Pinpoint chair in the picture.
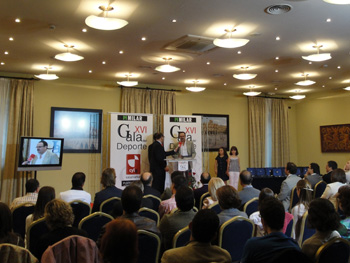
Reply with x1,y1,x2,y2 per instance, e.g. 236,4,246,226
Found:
100,197,121,215
265,168,273,176
285,217,294,237
12,203,35,239
143,194,161,211
0,243,38,263
256,168,266,177
139,207,160,226
208,203,222,214
315,237,350,263
243,197,259,217
172,226,191,248
273,168,283,177
298,211,316,247
199,192,210,209
247,168,256,177
27,218,49,253
78,212,113,241
218,216,255,262
137,230,161,263
69,200,91,228
314,181,327,199
289,186,299,212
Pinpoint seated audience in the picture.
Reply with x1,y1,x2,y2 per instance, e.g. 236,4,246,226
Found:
202,177,225,209
59,172,91,204
34,199,87,261
304,163,322,189
238,170,260,208
140,172,161,197
337,185,350,240
216,185,247,225
100,218,138,263
291,180,312,242
301,198,340,260
344,161,350,183
321,168,346,207
0,202,24,247
323,160,337,184
130,180,153,209
10,179,39,210
159,186,196,250
241,197,300,263
193,172,211,209
161,209,231,263
160,171,183,201
277,162,301,211
159,174,187,218
92,168,122,212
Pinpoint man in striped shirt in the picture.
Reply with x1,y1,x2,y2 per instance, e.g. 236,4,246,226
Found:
10,179,39,210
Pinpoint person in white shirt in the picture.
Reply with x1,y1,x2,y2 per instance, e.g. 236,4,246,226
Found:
321,168,347,208
344,161,350,183
59,172,91,204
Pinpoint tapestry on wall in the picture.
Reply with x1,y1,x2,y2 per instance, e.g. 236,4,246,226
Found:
320,124,350,152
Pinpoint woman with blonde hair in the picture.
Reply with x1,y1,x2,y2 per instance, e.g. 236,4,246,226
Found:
202,177,225,209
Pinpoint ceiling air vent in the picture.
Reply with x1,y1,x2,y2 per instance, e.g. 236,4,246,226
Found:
265,4,292,15
163,35,217,54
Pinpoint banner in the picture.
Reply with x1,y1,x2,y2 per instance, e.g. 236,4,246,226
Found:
163,115,202,187
110,113,153,189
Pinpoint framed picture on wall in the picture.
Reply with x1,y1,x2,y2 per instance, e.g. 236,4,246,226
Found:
50,107,103,153
193,113,229,152
320,124,350,152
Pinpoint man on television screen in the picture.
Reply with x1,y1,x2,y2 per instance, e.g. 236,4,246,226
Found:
23,140,59,165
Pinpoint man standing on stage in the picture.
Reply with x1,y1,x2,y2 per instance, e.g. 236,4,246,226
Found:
173,131,196,159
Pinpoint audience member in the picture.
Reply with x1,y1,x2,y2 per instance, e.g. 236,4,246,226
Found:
344,161,350,183
161,209,231,263
159,186,196,250
92,168,122,212
241,197,300,263
291,180,312,242
337,185,350,240
160,171,183,201
238,170,260,208
140,172,161,197
59,172,91,204
202,177,225,209
130,180,153,209
217,185,247,225
193,172,211,209
321,168,346,207
302,198,340,260
34,199,87,261
323,160,338,184
0,202,24,247
100,218,138,263
10,179,39,210
277,162,301,211
304,163,322,189
159,174,187,218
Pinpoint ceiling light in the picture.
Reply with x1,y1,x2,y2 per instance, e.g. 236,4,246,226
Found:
89,70,92,73
243,86,261,96
102,61,106,64
213,29,249,48
302,45,331,62
326,18,332,22
237,51,241,54
290,94,306,100
155,58,180,73
172,19,177,23
4,51,8,55
276,36,280,41
344,87,350,91
35,67,59,80
1,62,5,65
15,18,21,23
186,81,206,92
323,0,350,4
54,45,84,62
275,56,279,60
85,6,128,30
117,74,138,87
162,77,165,80
141,37,146,41
233,67,257,80
295,74,315,86
9,37,13,41
119,50,124,54
82,28,87,32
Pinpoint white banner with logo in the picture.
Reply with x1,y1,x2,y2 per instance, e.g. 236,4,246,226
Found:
110,113,153,189
163,115,202,188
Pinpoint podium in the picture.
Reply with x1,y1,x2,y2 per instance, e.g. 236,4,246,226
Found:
164,158,196,189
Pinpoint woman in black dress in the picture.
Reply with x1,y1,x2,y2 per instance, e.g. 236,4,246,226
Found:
215,147,229,184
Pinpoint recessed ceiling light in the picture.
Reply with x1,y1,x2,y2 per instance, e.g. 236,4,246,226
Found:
224,83,227,86
82,28,87,32
1,62,5,65
102,61,106,64
206,62,210,65
322,85,325,88
119,50,124,54
9,37,14,41
182,70,186,73
141,37,146,41
309,62,312,64
275,88,278,90
89,70,92,73
344,86,350,91
329,77,332,79
15,18,21,23
275,69,279,73
326,18,331,22
162,77,165,80
337,66,341,69
275,56,279,60
276,36,280,41
172,19,177,23
4,51,8,55
237,51,241,54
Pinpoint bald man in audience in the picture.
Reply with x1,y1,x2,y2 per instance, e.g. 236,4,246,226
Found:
193,172,211,209
140,172,161,197
238,170,260,208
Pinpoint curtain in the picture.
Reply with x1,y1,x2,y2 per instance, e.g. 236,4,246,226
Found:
0,79,34,204
121,88,151,113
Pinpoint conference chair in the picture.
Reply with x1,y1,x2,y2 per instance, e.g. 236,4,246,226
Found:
0,243,38,263
256,168,266,177
289,186,299,212
208,203,222,214
172,226,191,248
314,181,327,199
247,168,256,177
138,230,161,263
273,168,283,177
198,192,210,209
315,237,350,263
12,203,35,239
243,197,259,217
298,211,316,247
265,168,273,176
285,217,294,237
100,197,121,215
143,194,161,212
78,212,113,241
139,207,160,226
69,200,91,228
27,217,49,253
218,216,255,262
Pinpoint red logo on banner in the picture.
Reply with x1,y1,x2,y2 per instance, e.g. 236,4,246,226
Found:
126,154,140,174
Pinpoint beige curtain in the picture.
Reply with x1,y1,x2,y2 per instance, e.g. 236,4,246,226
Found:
248,97,266,167
0,79,34,204
121,88,151,113
270,99,290,167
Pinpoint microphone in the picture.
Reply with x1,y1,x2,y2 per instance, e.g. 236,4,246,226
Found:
178,142,182,147
28,154,36,162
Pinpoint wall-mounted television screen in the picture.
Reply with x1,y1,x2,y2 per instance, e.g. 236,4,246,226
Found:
17,137,64,171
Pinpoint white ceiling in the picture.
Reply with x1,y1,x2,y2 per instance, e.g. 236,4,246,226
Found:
1,0,350,97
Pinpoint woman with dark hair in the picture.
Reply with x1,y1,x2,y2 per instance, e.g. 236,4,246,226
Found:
215,147,229,184
0,202,24,246
100,218,138,263
302,198,340,260
227,146,240,189
337,185,350,240
321,168,346,207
